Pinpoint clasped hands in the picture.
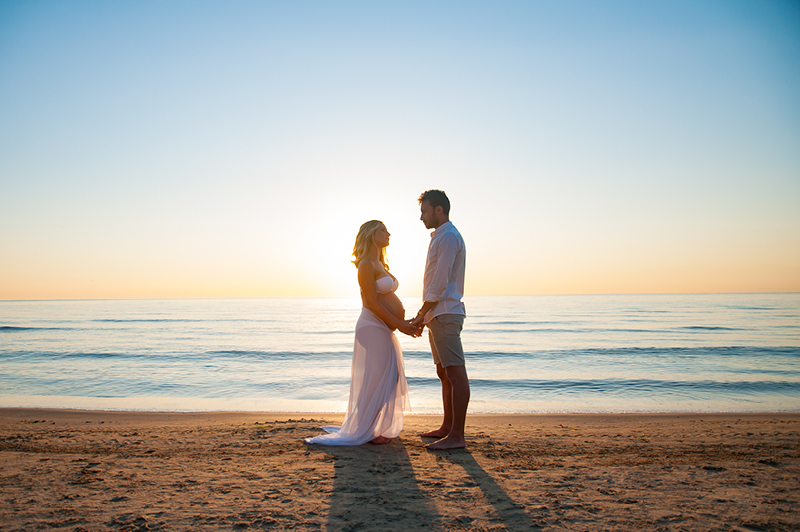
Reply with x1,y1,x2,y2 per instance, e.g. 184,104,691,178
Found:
397,314,425,337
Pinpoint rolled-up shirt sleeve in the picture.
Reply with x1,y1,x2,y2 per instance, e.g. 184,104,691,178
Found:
424,232,459,303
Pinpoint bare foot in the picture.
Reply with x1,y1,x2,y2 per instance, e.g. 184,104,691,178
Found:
420,428,449,438
426,435,466,450
369,435,391,444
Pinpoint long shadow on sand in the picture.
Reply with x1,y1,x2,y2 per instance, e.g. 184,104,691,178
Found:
324,440,441,530
436,449,531,526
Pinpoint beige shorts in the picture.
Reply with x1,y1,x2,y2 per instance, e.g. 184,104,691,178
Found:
428,314,465,367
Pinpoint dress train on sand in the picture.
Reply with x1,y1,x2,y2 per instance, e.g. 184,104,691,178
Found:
305,308,409,445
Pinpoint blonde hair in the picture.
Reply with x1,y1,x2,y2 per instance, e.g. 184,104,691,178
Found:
352,220,389,270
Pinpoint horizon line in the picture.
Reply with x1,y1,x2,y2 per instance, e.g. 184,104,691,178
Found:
1,291,798,303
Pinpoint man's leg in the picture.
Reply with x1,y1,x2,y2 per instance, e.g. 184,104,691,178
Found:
427,364,470,450
425,315,469,450
420,363,453,438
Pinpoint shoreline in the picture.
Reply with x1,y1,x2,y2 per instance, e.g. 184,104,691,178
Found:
2,406,800,416
3,404,800,415
2,409,798,530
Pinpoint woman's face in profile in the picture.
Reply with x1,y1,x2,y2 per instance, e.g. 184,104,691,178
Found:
373,225,390,248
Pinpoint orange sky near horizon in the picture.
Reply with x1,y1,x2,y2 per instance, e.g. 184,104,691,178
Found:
3,179,798,300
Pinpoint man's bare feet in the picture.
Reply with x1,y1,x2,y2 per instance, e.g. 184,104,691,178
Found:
420,428,449,438
426,435,466,450
369,435,391,444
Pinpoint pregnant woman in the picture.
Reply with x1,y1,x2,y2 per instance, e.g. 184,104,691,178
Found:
305,220,417,445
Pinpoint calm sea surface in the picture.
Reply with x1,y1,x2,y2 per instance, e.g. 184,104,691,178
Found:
1,294,799,413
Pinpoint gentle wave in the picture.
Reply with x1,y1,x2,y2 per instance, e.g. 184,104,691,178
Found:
465,378,800,393
0,326,69,332
93,319,207,323
4,375,797,402
459,346,800,359
680,326,742,331
3,345,798,361
470,327,748,334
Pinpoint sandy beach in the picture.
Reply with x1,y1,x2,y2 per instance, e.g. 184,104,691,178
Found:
0,409,798,531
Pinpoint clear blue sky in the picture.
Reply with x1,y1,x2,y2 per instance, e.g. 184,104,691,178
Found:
1,0,798,298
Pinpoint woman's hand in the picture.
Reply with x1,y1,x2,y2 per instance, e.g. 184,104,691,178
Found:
397,320,419,336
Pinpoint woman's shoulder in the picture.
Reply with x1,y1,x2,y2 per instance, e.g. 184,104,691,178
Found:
357,258,378,272
357,259,380,282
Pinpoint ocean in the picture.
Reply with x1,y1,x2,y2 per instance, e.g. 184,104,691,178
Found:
1,294,798,414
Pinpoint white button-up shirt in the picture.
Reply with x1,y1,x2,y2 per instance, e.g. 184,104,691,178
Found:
423,221,466,323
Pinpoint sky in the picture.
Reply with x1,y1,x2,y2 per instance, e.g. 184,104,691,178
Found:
1,0,798,299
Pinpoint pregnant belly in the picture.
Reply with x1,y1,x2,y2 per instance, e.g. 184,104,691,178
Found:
378,293,405,322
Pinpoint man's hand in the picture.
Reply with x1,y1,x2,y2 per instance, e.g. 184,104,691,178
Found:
397,320,419,336
408,314,425,338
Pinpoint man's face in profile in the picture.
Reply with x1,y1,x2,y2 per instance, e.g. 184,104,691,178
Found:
420,200,440,229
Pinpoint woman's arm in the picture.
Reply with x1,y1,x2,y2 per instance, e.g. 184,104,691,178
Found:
358,262,416,334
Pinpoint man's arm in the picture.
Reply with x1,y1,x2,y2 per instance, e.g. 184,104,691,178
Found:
410,300,437,327
412,233,460,328
423,232,459,303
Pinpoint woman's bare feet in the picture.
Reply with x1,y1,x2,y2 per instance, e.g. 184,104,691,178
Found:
426,435,466,450
420,428,449,438
369,435,391,444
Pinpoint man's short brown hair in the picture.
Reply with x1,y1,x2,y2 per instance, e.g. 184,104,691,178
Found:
418,189,450,216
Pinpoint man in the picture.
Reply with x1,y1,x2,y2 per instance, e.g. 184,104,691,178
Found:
411,189,469,450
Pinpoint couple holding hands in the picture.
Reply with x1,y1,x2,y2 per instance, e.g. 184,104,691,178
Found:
306,190,469,450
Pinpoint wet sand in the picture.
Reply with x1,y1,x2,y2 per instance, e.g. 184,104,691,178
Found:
1,409,798,531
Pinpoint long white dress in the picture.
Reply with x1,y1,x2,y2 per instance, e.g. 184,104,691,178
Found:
305,281,410,445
